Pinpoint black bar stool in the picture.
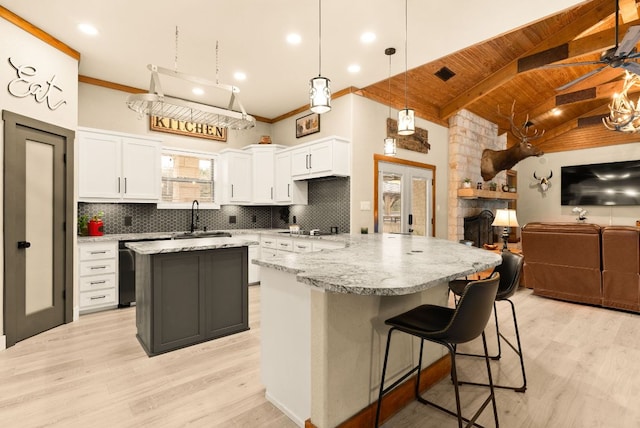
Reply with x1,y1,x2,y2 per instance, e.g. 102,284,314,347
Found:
375,274,501,428
449,250,526,392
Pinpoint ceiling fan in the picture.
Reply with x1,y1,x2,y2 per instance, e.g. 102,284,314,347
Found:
546,0,640,91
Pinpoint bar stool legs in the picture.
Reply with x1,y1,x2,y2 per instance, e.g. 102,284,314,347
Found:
375,328,499,428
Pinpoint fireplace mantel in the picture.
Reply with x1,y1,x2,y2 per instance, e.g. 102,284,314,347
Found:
457,188,518,200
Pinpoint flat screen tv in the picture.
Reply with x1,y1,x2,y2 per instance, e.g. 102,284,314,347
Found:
561,159,640,206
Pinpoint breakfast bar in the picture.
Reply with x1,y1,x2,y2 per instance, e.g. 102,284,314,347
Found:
253,234,501,428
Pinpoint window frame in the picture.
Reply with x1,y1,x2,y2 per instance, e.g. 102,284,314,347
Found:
156,147,221,210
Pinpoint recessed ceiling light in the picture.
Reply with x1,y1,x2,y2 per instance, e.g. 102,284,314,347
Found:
192,87,204,96
347,64,361,73
360,32,376,44
78,23,98,36
286,33,302,45
234,71,247,81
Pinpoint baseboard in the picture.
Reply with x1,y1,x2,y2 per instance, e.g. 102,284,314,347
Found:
305,355,451,428
0,334,6,351
265,391,306,428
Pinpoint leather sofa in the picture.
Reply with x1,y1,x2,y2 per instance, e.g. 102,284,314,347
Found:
521,222,602,306
601,226,640,312
521,222,640,312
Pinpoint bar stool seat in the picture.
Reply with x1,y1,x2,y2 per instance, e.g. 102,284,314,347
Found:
375,274,501,428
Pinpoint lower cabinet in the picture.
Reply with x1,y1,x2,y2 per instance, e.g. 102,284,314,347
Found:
78,241,118,314
136,247,249,356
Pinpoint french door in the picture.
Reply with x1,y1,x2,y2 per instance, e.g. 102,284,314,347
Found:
377,160,433,236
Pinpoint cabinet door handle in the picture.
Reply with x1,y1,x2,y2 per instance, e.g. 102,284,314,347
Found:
306,154,309,169
124,177,127,194
231,184,234,197
308,154,312,170
287,183,290,197
90,265,107,270
117,177,121,193
90,295,107,300
90,250,107,255
271,187,273,199
90,280,107,285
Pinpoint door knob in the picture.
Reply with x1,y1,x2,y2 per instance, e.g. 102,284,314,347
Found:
17,241,31,249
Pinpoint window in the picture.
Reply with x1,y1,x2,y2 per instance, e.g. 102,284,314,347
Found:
158,149,219,209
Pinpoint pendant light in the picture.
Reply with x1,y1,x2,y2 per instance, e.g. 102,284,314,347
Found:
397,0,415,135
309,0,331,114
384,47,397,156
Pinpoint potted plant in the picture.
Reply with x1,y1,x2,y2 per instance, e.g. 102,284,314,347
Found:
489,182,497,191
77,214,89,236
462,178,472,188
87,211,104,236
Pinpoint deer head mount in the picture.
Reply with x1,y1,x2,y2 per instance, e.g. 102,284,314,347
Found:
481,102,544,181
533,170,553,192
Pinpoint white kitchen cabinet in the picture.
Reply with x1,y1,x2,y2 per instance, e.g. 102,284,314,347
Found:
290,136,351,180
78,241,118,314
78,128,161,202
274,151,308,205
220,149,252,203
276,237,293,255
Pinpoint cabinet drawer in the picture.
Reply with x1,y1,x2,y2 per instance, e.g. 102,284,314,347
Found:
79,273,116,292
80,288,117,309
79,242,117,261
80,259,116,276
293,240,313,253
313,240,345,251
261,237,277,249
276,238,293,252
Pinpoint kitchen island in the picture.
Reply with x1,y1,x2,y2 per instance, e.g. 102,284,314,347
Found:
253,234,501,428
126,236,258,356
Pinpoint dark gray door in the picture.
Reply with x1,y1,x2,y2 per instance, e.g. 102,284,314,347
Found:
3,111,74,346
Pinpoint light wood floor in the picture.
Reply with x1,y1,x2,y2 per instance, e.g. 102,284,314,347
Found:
1,286,640,427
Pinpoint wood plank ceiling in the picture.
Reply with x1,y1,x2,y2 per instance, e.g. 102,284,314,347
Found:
359,0,640,153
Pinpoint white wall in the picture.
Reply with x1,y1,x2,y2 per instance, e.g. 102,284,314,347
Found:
78,83,272,152
516,142,640,226
0,18,79,347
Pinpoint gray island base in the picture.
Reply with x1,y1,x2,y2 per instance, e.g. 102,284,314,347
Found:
253,234,501,428
126,237,257,357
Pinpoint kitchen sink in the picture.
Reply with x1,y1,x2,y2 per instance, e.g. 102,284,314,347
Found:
172,231,232,239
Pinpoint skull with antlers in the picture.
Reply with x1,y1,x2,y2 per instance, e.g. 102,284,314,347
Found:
533,170,553,192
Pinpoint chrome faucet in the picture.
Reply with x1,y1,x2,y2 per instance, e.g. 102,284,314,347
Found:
190,199,199,233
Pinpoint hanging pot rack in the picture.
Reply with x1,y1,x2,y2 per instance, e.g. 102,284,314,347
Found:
126,64,256,130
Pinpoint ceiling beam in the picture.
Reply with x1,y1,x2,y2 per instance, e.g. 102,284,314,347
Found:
438,0,614,121
619,0,639,22
517,18,640,72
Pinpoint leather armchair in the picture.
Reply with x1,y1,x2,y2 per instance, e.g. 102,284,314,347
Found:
602,226,640,312
521,222,602,306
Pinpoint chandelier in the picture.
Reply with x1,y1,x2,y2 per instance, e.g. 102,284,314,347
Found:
603,71,640,133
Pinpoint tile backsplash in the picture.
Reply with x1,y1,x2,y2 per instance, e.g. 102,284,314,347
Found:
79,177,350,234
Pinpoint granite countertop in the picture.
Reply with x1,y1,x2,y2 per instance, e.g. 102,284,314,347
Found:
253,234,502,296
125,236,260,255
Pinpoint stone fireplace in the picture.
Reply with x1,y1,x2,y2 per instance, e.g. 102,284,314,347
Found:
447,109,509,243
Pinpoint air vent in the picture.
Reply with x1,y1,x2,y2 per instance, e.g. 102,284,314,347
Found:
435,66,456,82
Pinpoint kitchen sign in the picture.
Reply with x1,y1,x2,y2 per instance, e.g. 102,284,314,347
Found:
150,116,227,142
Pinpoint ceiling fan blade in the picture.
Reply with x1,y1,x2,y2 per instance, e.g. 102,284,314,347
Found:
621,61,640,75
556,66,607,91
615,25,640,57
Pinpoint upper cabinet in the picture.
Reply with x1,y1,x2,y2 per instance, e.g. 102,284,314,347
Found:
290,136,351,181
274,150,308,205
219,149,252,203
78,128,161,203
